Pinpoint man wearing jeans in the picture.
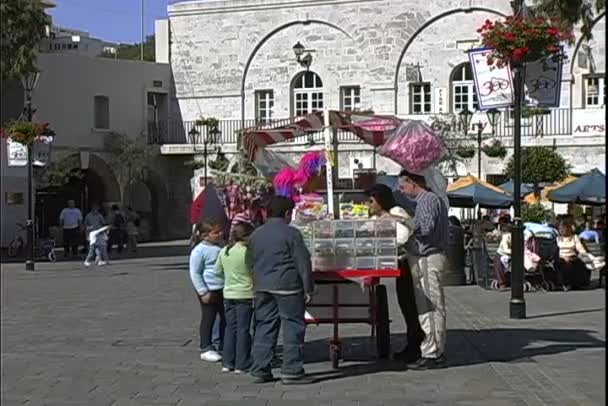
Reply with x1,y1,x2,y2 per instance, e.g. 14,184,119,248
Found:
399,170,449,370
59,200,83,259
246,196,314,385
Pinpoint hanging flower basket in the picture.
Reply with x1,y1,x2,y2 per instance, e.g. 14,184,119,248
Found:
455,147,476,159
481,139,507,159
1,120,55,146
522,107,551,118
477,17,573,67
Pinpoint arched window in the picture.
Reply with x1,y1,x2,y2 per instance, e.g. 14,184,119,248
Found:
450,63,478,112
292,71,324,116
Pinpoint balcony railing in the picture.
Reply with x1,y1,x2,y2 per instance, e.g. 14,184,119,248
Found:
149,108,575,146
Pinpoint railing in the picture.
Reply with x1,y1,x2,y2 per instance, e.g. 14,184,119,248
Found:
150,108,574,146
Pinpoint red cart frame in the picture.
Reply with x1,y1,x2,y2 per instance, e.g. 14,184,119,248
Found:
305,268,401,369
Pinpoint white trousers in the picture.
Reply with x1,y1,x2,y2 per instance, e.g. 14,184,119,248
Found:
408,253,447,359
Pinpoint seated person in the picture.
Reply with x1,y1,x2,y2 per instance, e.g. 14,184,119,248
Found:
493,220,511,289
556,218,592,291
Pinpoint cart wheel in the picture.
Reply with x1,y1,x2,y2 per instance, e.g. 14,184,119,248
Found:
541,281,550,292
375,284,390,359
490,280,498,290
524,282,532,292
548,281,556,291
48,250,56,263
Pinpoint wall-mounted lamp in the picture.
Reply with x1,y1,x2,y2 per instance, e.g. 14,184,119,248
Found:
293,42,314,70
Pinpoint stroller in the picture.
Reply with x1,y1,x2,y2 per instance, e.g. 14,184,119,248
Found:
522,230,559,292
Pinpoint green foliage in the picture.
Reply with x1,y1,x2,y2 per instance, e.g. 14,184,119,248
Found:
522,203,548,223
104,133,157,197
481,140,507,159
99,35,155,62
504,146,570,185
34,154,84,189
522,107,552,118
0,0,50,81
533,0,605,39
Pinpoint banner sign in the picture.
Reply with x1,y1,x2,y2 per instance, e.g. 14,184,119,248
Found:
469,47,515,110
6,138,27,167
523,49,563,107
32,136,53,167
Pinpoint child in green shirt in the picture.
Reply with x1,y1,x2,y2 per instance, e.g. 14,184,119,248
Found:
215,222,255,373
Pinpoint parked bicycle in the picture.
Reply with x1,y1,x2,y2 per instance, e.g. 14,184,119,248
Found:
7,222,57,262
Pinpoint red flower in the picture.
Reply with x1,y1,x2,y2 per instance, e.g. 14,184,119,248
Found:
503,32,516,41
511,47,529,61
546,27,560,36
546,45,560,53
477,28,483,33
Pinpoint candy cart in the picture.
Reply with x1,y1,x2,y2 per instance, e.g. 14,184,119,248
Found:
241,108,445,368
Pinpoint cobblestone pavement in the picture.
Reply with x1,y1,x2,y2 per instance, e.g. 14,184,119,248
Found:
1,251,605,406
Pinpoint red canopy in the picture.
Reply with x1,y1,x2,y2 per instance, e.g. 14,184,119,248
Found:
241,111,401,160
189,191,205,225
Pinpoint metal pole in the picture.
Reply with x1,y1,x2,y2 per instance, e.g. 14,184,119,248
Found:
25,97,35,271
204,141,208,187
477,123,482,220
510,63,526,319
140,0,144,61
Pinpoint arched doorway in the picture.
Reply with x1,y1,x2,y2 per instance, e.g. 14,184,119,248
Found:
292,71,324,116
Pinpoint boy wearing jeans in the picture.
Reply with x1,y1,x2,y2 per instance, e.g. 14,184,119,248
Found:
246,196,315,385
84,226,110,267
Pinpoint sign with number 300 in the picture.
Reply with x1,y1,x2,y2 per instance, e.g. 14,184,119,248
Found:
468,48,515,110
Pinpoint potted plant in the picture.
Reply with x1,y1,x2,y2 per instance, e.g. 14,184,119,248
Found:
477,16,573,67
195,116,220,131
481,138,507,159
455,147,476,159
522,107,551,118
1,120,55,146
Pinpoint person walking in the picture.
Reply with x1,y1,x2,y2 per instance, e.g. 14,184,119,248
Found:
84,204,105,249
84,225,110,267
107,205,126,255
189,219,226,363
125,206,140,253
246,196,315,385
215,222,255,374
59,199,83,259
398,169,449,370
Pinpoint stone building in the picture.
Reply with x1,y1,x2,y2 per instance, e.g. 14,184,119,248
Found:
156,0,605,184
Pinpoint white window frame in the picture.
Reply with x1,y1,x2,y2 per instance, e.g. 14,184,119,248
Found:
255,90,274,124
584,74,605,108
340,86,361,112
451,63,478,113
409,82,432,114
293,72,324,116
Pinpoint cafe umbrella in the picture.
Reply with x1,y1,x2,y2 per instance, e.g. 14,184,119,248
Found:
447,175,512,208
547,168,606,205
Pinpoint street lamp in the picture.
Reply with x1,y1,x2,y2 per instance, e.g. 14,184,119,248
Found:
509,0,526,320
191,126,221,186
21,71,40,271
486,108,501,136
293,42,313,70
459,108,473,134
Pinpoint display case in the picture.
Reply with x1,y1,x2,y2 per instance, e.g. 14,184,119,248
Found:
308,219,399,272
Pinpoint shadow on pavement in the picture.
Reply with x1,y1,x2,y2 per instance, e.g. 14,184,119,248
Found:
525,308,605,320
303,328,605,382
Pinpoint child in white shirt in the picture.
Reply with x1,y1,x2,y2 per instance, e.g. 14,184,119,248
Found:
85,226,110,267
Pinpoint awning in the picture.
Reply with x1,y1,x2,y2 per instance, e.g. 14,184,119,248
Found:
241,111,401,160
523,175,578,204
499,180,534,196
447,175,512,208
547,168,606,205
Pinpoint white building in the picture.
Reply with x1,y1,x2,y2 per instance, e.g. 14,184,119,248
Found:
40,26,118,58
156,0,605,183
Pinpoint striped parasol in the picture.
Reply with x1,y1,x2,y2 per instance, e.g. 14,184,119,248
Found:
241,110,401,160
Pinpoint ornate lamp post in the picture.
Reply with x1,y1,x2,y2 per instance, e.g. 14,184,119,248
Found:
293,42,313,69
190,126,221,187
21,71,40,271
486,108,501,137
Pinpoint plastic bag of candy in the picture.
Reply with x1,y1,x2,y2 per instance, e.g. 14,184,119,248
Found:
378,120,447,174
294,193,328,223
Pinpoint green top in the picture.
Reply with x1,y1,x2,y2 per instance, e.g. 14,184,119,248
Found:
215,242,254,299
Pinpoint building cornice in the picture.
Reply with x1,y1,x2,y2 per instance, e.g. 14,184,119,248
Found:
169,0,383,16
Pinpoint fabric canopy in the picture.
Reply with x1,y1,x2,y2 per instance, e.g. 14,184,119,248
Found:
447,175,512,208
523,175,578,204
547,168,606,205
241,110,401,160
499,180,534,196
190,184,229,226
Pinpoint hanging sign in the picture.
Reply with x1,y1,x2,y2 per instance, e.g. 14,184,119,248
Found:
6,138,28,167
32,136,53,167
523,49,563,107
468,47,515,110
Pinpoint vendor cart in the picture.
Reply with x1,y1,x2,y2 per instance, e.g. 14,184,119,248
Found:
306,268,400,369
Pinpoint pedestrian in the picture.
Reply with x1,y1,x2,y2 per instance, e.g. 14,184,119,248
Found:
189,219,225,363
216,222,255,374
84,204,106,247
246,196,315,385
398,169,449,370
365,184,424,363
107,205,126,254
59,199,83,259
84,225,110,267
125,206,140,253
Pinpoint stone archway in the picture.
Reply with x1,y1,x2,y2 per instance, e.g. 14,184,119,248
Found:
123,169,169,241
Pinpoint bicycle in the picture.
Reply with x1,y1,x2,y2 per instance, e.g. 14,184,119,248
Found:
7,222,57,262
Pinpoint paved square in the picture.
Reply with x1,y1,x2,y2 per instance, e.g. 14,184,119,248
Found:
1,250,605,406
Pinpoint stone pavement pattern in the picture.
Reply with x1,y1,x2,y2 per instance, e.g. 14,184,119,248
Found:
1,251,605,406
